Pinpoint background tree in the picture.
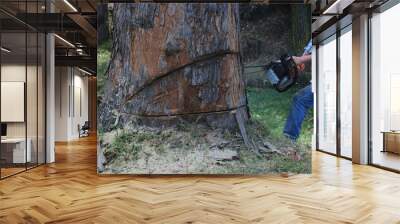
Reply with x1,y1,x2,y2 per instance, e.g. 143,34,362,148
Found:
97,4,109,44
290,4,311,55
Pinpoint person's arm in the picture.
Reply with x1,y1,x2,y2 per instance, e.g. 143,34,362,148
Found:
292,54,311,65
293,40,312,72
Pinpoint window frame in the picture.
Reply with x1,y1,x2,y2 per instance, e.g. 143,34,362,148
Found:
367,0,400,173
315,23,353,160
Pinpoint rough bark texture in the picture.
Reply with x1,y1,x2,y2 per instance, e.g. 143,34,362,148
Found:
99,3,248,131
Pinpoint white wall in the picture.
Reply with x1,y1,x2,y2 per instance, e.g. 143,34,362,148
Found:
72,73,89,138
55,67,89,141
55,66,69,141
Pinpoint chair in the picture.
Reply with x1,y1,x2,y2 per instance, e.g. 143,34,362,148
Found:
79,121,90,138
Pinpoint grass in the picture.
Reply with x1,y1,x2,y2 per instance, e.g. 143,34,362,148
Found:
103,131,150,162
97,40,111,97
244,70,313,173
246,84,313,147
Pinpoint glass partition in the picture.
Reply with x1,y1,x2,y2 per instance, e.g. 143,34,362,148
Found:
1,31,28,177
370,3,400,171
317,35,337,154
339,27,352,158
27,31,37,169
0,1,46,179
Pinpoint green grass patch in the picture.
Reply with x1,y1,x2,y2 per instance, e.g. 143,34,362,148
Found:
104,131,142,162
247,84,313,146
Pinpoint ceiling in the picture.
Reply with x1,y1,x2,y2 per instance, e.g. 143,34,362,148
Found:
311,0,390,42
0,0,97,74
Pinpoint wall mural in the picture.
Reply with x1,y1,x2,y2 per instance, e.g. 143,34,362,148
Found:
97,3,312,174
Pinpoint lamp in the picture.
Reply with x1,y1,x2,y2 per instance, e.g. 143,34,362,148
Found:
54,34,75,48
1,47,11,53
78,67,92,76
63,0,78,12
322,0,354,15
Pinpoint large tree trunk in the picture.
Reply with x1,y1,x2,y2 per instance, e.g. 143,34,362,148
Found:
99,3,248,132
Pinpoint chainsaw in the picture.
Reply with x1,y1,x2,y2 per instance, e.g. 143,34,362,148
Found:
245,54,299,92
264,54,299,92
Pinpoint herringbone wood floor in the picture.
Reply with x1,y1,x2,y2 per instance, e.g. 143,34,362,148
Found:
1,135,400,224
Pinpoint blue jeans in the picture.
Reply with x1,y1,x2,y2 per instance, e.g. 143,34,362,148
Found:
283,84,313,140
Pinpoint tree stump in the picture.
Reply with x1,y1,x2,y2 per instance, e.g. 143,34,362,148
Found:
99,3,248,131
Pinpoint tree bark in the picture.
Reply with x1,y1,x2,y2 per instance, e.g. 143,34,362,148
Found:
99,3,248,131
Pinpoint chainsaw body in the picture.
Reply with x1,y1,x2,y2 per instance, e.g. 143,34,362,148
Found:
265,55,298,92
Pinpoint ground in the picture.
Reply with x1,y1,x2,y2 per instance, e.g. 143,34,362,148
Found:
99,117,311,174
